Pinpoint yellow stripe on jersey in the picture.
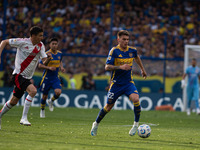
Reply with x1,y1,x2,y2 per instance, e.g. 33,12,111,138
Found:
108,82,114,91
47,60,60,67
128,46,137,50
114,58,134,66
111,71,115,81
109,47,116,56
40,70,48,86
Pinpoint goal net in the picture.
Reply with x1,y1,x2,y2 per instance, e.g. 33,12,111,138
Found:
183,45,200,112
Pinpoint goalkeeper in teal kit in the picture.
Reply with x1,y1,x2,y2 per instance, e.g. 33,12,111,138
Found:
182,58,200,115
90,30,147,136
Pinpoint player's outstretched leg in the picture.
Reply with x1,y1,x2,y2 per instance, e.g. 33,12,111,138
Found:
20,95,33,126
129,101,141,136
47,99,54,111
40,98,46,118
0,100,15,129
90,121,99,136
91,107,109,136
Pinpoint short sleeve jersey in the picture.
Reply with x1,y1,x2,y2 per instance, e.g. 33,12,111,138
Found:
40,49,62,79
106,45,137,85
186,65,200,87
9,38,47,79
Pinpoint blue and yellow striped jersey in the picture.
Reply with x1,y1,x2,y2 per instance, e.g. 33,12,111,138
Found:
40,49,62,79
106,45,137,85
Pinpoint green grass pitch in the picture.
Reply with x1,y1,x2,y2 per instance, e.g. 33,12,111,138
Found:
0,106,200,150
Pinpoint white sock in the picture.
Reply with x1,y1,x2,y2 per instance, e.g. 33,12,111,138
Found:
0,100,14,117
134,121,139,127
21,95,33,120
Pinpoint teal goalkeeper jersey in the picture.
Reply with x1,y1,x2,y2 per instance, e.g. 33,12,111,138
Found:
186,65,200,87
106,45,137,85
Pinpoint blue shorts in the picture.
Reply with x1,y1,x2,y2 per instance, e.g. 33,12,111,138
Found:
187,85,199,101
107,82,139,104
39,77,62,95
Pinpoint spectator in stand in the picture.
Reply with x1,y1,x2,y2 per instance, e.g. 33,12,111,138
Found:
1,0,200,77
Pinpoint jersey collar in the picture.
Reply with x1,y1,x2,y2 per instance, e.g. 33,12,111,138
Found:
116,44,129,52
50,49,58,54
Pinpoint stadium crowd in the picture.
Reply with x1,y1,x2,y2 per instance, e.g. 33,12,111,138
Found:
0,0,200,77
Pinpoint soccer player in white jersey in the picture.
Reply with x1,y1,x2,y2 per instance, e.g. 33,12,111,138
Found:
0,26,52,129
182,58,200,115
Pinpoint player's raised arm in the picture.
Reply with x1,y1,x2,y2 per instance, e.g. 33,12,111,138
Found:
0,39,10,64
134,55,147,79
38,62,56,71
41,53,52,66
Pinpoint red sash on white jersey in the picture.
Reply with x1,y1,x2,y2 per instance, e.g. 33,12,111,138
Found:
15,43,42,90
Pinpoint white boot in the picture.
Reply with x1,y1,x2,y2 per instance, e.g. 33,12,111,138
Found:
187,109,191,116
196,108,200,115
90,121,99,136
40,109,45,118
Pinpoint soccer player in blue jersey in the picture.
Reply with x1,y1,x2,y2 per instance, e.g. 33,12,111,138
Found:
39,38,65,118
90,30,147,136
181,58,200,115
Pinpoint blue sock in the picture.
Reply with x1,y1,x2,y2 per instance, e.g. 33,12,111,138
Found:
41,98,46,110
96,107,109,123
51,94,59,101
134,102,141,122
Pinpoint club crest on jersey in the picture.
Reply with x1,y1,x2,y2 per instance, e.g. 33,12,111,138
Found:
35,45,41,51
129,53,133,57
58,56,61,59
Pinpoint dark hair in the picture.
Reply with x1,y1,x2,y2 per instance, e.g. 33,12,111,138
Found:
30,26,43,36
49,37,58,43
117,30,130,38
192,58,196,61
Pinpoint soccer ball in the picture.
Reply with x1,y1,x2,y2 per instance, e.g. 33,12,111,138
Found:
137,124,151,138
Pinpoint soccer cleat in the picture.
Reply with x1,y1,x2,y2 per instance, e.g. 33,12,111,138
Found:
187,109,191,116
40,110,45,118
47,99,54,111
129,125,138,136
20,118,31,126
196,109,200,115
91,121,99,136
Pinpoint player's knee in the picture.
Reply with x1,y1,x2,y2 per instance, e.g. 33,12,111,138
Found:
55,90,61,97
42,95,48,100
29,88,37,97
